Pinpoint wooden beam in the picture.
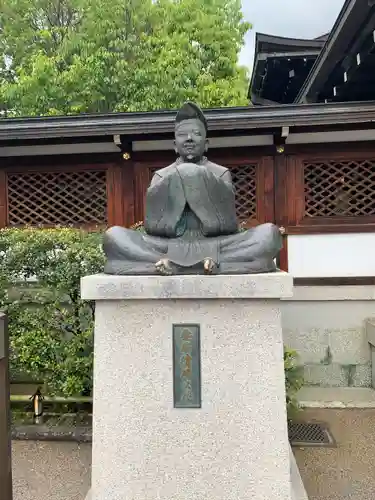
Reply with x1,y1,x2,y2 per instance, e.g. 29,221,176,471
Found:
6,102,375,140
294,277,375,286
0,314,12,500
286,223,375,235
257,51,320,60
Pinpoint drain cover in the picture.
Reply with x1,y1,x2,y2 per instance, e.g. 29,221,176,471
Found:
288,421,336,447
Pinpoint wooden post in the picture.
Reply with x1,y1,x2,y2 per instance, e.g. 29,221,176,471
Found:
0,313,12,500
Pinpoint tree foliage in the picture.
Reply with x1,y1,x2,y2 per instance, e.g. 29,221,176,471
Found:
0,0,251,116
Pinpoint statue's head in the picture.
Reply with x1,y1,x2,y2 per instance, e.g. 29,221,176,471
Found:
174,102,208,162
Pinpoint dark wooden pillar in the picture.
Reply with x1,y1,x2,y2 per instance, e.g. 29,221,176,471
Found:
106,161,135,228
0,170,7,228
274,152,289,271
257,155,275,223
0,313,12,500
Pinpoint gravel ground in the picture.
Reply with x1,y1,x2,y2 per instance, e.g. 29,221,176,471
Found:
12,441,91,500
10,408,375,500
294,408,375,500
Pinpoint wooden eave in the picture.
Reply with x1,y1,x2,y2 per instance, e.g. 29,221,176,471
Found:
253,33,325,55
251,54,320,105
295,0,373,103
249,33,326,104
318,8,375,102
2,102,375,143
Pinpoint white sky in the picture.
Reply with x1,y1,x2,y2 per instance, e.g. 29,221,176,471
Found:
239,0,346,71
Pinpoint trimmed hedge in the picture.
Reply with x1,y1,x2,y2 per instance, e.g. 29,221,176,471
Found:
0,227,104,396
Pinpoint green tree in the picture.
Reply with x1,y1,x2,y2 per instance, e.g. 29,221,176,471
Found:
0,0,251,116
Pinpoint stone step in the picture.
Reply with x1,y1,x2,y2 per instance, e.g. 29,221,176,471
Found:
298,386,375,408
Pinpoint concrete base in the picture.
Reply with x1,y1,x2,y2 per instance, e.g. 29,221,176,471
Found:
85,447,309,500
290,447,309,500
81,273,294,500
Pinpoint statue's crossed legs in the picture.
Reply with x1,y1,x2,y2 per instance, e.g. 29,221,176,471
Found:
103,223,282,275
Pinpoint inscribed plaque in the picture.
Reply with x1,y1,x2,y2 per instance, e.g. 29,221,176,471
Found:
173,324,201,408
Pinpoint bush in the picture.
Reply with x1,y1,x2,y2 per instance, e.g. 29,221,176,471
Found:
284,347,304,416
0,227,105,396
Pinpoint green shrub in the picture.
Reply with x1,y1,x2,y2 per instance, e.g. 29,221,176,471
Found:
0,227,105,396
284,347,304,416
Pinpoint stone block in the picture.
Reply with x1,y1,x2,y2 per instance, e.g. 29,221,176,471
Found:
81,272,293,301
365,317,375,347
328,328,370,365
283,328,329,365
303,363,371,388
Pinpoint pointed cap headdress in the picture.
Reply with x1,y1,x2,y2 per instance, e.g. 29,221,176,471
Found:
175,101,208,132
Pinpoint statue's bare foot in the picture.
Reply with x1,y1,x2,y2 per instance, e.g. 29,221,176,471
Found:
203,258,216,274
155,258,174,276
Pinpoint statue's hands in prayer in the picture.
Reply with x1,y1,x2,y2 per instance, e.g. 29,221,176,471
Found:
176,162,205,178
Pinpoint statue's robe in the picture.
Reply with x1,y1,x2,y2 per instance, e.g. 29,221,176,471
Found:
103,159,282,275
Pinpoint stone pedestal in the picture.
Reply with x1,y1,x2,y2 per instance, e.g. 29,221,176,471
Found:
81,273,294,500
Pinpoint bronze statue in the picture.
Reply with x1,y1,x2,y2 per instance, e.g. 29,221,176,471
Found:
103,102,282,275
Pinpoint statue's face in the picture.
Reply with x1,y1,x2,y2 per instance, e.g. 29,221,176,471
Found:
174,118,208,161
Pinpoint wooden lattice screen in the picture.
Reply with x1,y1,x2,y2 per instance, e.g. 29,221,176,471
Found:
147,163,257,222
304,158,375,218
6,170,107,227
229,164,257,222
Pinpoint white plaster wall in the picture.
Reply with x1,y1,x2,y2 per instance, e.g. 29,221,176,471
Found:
288,233,375,277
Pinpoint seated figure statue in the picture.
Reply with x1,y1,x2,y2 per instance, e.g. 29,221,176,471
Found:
103,102,282,275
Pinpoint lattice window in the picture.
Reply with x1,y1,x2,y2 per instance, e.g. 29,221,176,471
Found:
304,159,375,217
7,170,107,226
230,164,257,221
148,164,257,222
